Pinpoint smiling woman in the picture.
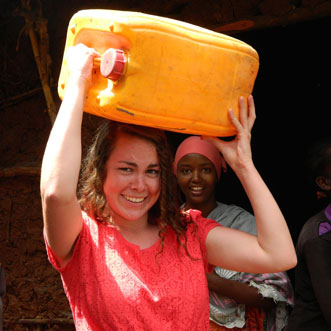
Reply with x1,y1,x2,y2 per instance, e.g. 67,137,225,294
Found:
40,43,296,330
77,120,182,249
103,132,161,223
174,136,295,330
174,136,224,216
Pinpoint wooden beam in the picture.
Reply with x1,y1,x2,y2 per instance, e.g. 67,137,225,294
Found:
0,166,40,178
212,3,331,34
5,318,74,325
20,0,57,123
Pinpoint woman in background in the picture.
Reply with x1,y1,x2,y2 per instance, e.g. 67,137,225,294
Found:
174,136,294,330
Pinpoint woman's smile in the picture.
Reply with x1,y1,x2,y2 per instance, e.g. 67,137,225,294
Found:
122,194,146,203
189,185,204,194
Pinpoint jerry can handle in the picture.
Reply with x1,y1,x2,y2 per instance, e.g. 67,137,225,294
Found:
93,48,127,81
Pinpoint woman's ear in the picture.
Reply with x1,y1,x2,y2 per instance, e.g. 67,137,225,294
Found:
315,176,331,191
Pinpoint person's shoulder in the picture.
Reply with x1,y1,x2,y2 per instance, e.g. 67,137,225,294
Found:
209,202,256,234
80,210,108,239
183,209,220,248
81,210,103,227
300,209,327,233
297,208,330,246
185,208,205,227
185,208,202,219
185,209,219,229
225,203,253,215
211,202,253,217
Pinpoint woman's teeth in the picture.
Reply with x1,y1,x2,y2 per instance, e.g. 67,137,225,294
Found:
190,186,203,191
124,195,145,203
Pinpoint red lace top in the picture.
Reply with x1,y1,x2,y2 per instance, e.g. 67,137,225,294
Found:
45,209,220,330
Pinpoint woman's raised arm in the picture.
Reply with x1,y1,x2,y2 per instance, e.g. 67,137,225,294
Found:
40,44,100,266
204,96,297,273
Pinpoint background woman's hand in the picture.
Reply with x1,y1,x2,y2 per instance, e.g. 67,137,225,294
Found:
203,95,256,173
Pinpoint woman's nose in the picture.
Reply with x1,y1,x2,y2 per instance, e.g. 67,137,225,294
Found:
130,174,145,191
191,170,201,181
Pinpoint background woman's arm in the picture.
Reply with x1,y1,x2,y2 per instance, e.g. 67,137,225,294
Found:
207,271,275,309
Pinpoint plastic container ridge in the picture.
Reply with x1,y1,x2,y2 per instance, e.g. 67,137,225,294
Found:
58,9,260,136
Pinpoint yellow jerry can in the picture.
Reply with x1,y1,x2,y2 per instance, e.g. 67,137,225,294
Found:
58,9,259,137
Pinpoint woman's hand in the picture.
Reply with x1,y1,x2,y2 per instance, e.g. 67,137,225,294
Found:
203,95,256,173
66,43,100,90
205,95,297,273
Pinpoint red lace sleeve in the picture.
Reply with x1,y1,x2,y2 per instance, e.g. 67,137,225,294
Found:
186,209,221,272
43,211,90,272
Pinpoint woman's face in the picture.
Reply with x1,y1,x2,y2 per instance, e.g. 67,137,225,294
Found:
103,132,161,225
177,153,218,208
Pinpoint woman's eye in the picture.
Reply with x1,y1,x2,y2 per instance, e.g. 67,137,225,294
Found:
202,167,212,173
147,169,160,176
180,168,191,175
119,167,132,173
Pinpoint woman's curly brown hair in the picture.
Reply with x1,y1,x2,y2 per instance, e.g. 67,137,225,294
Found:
78,120,192,255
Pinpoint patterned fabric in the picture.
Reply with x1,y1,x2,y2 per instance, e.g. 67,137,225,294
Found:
210,306,265,331
239,273,293,330
45,209,220,331
207,202,294,330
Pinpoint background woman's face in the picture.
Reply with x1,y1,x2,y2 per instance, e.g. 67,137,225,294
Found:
177,153,218,208
103,132,161,225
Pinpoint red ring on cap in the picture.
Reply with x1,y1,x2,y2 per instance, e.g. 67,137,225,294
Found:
100,48,126,81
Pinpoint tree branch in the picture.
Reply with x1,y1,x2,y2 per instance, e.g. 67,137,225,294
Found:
212,3,331,34
0,166,40,178
20,0,57,124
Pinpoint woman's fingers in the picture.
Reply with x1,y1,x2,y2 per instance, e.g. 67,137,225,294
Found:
238,96,248,129
228,108,242,132
202,136,225,153
230,95,256,134
247,95,256,132
66,44,101,86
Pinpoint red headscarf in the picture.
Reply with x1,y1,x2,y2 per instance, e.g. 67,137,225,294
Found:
173,136,226,179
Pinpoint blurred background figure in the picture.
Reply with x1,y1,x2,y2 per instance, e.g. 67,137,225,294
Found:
288,135,331,330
